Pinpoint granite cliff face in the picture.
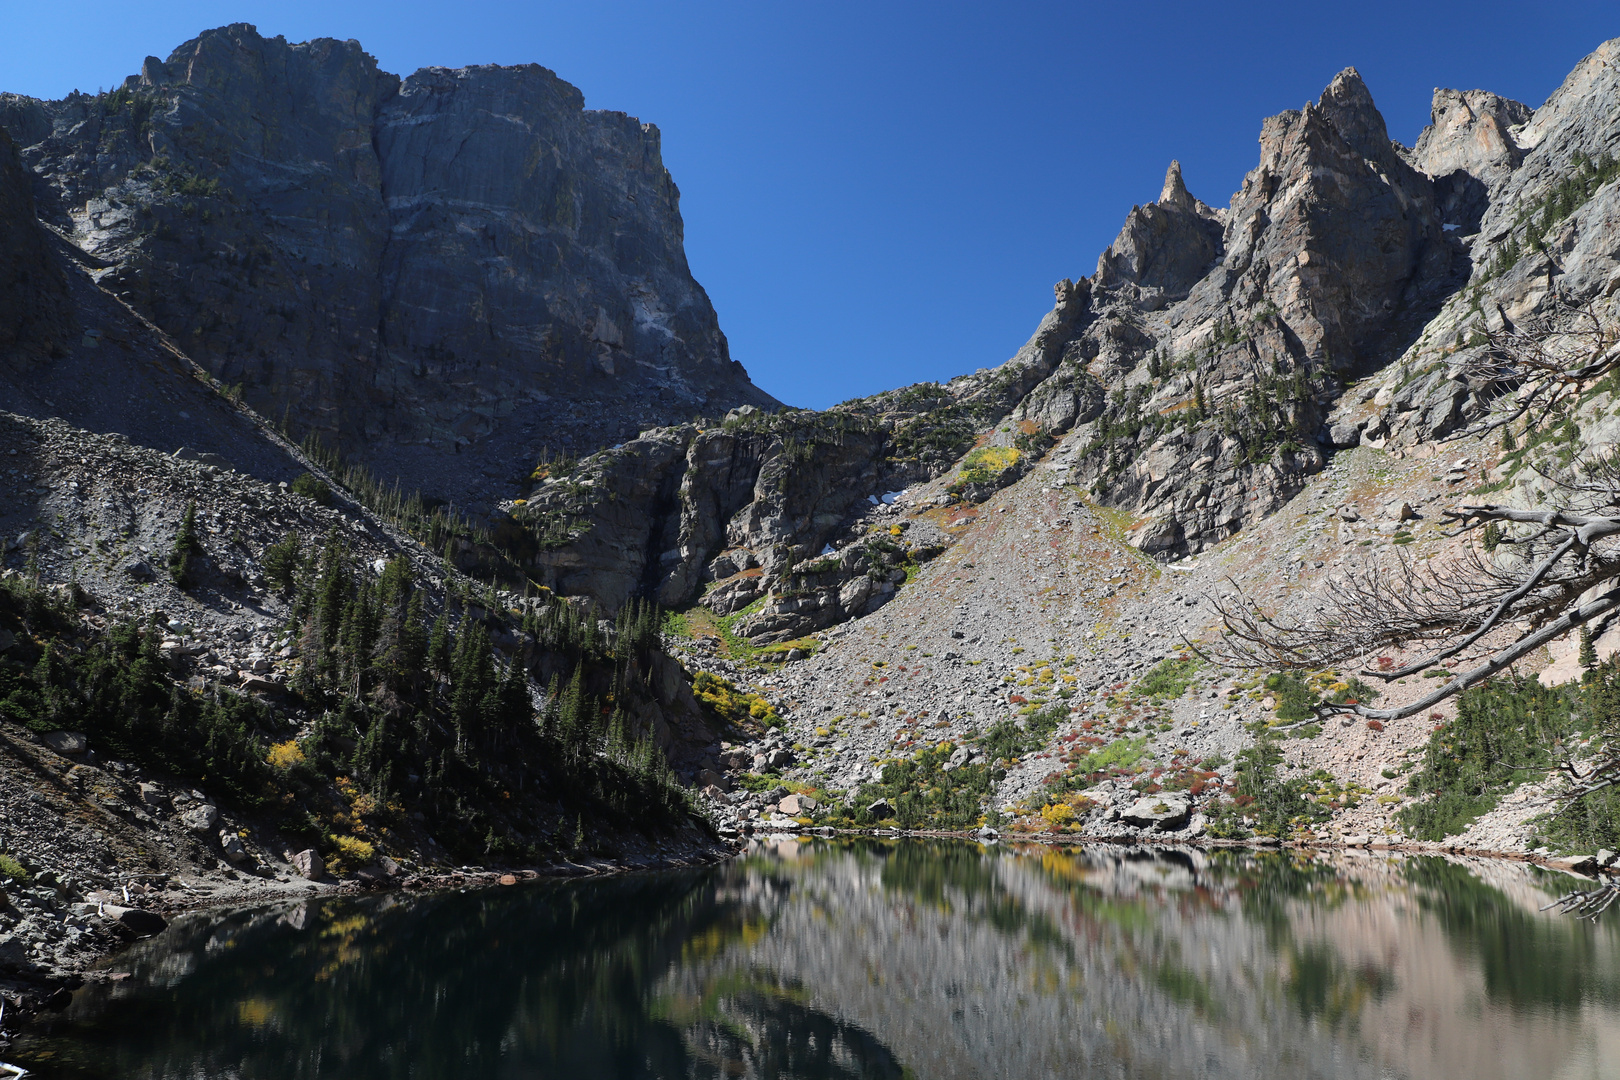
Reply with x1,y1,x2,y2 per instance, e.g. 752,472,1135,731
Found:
0,126,71,365
512,65,1474,623
0,24,775,510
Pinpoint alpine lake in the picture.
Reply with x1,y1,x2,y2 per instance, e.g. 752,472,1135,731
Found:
14,837,1620,1079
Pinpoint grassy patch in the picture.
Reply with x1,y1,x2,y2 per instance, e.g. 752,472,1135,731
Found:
1134,656,1202,700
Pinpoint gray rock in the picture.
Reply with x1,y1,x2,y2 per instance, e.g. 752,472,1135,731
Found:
838,575,874,615
218,829,249,864
1119,794,1191,831
103,904,166,937
180,804,219,834
1327,419,1364,448
40,730,88,755
865,798,895,820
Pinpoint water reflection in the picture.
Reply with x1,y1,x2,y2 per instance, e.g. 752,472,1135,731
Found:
17,840,1620,1079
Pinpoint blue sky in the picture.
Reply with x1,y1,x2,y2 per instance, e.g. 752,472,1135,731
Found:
4,2,1617,408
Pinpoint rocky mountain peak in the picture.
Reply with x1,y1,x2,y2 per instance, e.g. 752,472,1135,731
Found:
1157,159,1193,210
0,25,777,514
1317,66,1399,167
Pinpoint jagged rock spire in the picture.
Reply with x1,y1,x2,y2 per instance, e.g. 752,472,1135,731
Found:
1158,160,1194,211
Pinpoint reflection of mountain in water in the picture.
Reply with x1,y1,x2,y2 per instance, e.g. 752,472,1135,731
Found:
18,842,1620,1079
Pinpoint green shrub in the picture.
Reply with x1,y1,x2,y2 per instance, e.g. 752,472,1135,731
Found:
1398,676,1572,841
0,853,29,882
1135,656,1201,700
168,500,204,587
1206,738,1331,839
290,473,334,506
262,534,302,595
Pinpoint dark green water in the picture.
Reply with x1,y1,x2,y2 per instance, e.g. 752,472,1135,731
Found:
15,839,1620,1079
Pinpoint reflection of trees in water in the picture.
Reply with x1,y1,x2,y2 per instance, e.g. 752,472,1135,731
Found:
1403,857,1620,1010
23,843,1620,1080
25,870,905,1080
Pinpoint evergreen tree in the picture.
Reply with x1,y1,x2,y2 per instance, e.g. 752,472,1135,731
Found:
427,611,452,678
1581,627,1598,670
168,501,204,586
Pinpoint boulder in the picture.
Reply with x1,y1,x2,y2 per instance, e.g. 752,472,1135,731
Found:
779,794,818,815
696,768,730,792
180,804,219,834
943,746,976,771
218,829,249,863
291,849,325,880
1119,794,1191,831
40,730,87,755
137,782,166,810
1327,419,1364,448
766,748,796,770
104,905,166,937
838,575,873,614
865,798,895,820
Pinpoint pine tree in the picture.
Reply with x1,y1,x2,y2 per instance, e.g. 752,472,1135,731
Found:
1581,626,1598,669
450,622,494,740
168,501,204,586
558,663,586,754
1501,426,1517,452
427,611,452,678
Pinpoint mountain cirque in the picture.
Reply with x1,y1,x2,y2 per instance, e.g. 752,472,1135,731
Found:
0,23,776,511
6,27,1620,1022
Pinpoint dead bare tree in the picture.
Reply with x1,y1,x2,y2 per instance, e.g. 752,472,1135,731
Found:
1451,292,1620,442
1201,293,1620,907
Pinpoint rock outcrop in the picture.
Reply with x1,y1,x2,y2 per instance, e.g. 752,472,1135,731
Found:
0,24,776,510
0,126,71,365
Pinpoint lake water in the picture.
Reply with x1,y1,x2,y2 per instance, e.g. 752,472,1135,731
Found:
15,838,1620,1079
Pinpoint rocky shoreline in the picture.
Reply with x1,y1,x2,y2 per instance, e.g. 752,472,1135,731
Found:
0,833,737,1056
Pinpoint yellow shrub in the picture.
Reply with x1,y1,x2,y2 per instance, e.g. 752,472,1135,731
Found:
267,740,305,770
692,670,779,727
330,835,375,869
1041,802,1077,826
